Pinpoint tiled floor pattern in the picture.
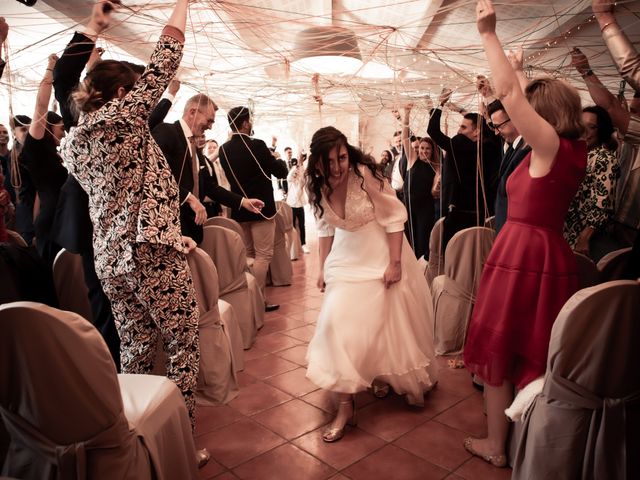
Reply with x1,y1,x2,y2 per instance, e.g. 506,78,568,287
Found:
196,232,512,480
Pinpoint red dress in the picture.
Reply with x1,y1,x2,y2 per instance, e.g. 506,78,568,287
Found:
464,138,587,388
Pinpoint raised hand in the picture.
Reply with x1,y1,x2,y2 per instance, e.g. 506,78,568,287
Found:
507,47,524,71
168,79,181,96
592,0,615,15
90,0,120,34
439,88,452,106
570,48,591,75
476,0,497,36
47,53,59,71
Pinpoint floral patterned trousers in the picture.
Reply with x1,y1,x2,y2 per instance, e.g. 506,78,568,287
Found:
101,243,200,430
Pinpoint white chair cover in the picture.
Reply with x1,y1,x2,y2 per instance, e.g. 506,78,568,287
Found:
431,227,495,355
199,226,258,349
186,248,240,405
512,280,640,480
268,202,293,286
425,217,445,288
4,230,27,248
52,249,93,323
574,251,599,289
596,247,632,283
0,302,196,480
278,203,302,261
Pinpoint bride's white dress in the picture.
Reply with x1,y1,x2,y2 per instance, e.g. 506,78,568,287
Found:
306,165,438,406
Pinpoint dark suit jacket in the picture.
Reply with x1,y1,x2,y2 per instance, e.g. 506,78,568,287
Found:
50,32,174,254
219,134,288,222
494,140,531,233
152,121,243,243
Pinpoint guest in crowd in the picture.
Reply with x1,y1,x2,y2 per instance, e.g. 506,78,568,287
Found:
9,115,35,246
286,156,309,253
487,99,530,234
305,126,437,443
400,104,436,259
564,106,620,259
218,106,288,311
62,3,205,463
21,54,68,267
462,0,586,466
152,94,263,244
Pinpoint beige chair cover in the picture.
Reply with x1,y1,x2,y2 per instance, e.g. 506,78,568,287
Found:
186,248,240,405
52,249,93,323
4,230,27,248
0,302,196,480
512,280,640,480
597,247,632,283
425,217,445,288
268,202,293,286
199,226,258,349
204,217,255,271
219,299,245,372
574,251,599,289
245,272,265,330
278,203,302,261
431,227,495,355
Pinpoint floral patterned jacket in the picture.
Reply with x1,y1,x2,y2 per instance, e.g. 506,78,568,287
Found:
62,27,185,279
564,145,620,248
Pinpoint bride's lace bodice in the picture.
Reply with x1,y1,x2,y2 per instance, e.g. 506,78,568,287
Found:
316,165,407,237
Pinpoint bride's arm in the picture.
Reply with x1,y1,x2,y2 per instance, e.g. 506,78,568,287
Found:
383,231,402,289
317,236,333,292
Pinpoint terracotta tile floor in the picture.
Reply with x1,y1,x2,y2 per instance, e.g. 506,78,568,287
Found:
195,227,512,480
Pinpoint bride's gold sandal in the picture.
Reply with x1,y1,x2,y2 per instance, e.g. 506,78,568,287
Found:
322,397,357,443
463,437,507,468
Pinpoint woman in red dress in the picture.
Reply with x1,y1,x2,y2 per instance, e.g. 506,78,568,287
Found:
462,0,587,466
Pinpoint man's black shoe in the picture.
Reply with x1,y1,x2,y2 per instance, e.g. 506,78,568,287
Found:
265,303,280,312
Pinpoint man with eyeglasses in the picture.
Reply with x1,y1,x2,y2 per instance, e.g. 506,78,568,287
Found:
487,99,531,233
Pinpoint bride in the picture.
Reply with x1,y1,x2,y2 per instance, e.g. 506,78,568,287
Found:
305,126,438,442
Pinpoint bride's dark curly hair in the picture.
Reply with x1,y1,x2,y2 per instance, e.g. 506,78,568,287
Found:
305,126,384,218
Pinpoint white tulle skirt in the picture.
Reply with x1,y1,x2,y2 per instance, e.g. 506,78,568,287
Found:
306,220,438,406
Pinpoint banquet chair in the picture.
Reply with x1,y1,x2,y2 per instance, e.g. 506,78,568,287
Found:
205,216,246,244
0,302,197,480
4,230,27,248
596,247,632,283
52,248,93,322
268,201,293,286
186,248,240,402
278,202,302,261
431,227,495,355
199,225,260,349
425,217,445,288
512,280,640,479
573,251,599,289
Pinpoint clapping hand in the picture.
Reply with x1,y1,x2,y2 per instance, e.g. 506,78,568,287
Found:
507,47,524,71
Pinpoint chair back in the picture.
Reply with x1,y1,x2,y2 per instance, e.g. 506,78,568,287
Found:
5,230,27,248
573,251,599,289
597,247,632,283
0,302,142,479
513,281,640,479
200,226,248,296
52,248,93,322
426,217,445,287
187,248,220,312
276,202,294,233
443,226,495,295
204,216,246,243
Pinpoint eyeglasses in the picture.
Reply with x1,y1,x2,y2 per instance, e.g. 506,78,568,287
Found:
488,118,511,131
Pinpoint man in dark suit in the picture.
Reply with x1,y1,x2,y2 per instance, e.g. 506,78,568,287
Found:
487,100,531,234
152,94,263,245
219,106,288,311
427,89,500,251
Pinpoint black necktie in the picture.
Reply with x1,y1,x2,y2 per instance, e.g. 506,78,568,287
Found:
188,136,200,200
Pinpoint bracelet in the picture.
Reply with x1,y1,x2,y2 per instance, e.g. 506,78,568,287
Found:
582,69,594,78
600,21,615,32
46,68,54,72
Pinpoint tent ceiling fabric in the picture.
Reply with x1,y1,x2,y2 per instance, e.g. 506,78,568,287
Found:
2,0,640,128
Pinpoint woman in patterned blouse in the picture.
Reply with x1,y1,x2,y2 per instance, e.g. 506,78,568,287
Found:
61,0,203,442
564,105,621,257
